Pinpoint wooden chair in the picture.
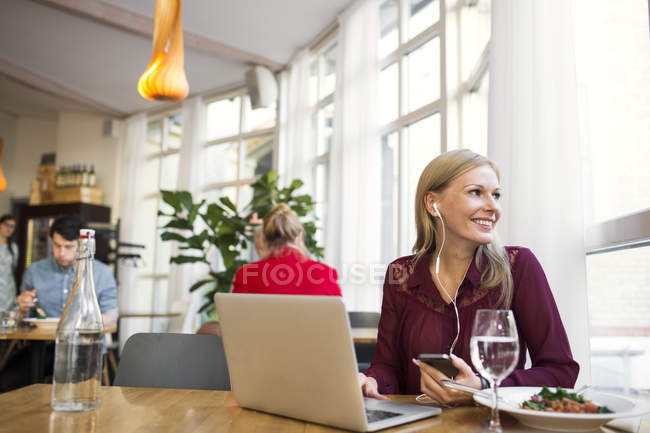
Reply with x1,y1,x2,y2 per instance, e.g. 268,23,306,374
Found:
113,333,230,390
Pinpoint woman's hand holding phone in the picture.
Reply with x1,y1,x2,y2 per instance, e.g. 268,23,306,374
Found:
412,354,482,405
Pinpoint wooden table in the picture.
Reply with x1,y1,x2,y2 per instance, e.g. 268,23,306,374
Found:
351,327,378,343
118,312,181,318
0,325,117,341
0,326,117,383
0,384,496,433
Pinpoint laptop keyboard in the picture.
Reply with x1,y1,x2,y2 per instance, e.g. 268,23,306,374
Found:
365,408,403,423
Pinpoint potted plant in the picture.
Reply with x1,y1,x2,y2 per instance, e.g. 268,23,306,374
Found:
158,171,324,318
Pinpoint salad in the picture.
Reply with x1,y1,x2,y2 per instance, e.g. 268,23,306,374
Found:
521,387,614,414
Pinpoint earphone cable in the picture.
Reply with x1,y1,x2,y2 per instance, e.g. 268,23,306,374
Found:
433,207,460,356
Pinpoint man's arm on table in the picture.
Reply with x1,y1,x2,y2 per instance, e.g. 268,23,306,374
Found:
16,266,36,312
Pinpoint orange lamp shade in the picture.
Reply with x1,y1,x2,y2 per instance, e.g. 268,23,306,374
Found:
137,0,189,102
0,139,6,192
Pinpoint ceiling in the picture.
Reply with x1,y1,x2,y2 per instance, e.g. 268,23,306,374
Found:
0,0,354,118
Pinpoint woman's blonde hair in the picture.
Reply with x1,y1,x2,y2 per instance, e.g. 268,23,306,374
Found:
263,203,309,256
413,149,513,308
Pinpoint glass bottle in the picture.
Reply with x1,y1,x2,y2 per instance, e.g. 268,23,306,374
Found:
81,164,89,187
51,229,104,412
88,165,96,188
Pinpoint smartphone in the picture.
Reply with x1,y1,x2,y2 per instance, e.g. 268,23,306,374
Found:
417,354,459,378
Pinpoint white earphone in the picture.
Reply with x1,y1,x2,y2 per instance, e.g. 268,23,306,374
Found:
431,201,460,356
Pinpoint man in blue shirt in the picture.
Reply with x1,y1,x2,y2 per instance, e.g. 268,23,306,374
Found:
17,215,118,328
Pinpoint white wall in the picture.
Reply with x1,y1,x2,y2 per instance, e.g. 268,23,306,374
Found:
0,116,58,215
0,112,18,214
56,112,123,222
0,111,124,220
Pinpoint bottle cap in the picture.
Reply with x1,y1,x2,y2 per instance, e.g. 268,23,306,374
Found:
79,229,95,238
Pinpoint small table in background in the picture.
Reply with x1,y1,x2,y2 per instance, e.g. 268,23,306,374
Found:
0,325,117,383
351,327,378,344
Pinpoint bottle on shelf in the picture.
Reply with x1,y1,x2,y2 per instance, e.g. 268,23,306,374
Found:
88,165,96,188
81,164,89,187
51,229,104,412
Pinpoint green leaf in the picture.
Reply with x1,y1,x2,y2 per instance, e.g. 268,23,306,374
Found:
160,231,189,243
189,279,214,292
219,196,237,213
187,200,206,225
163,219,193,230
289,178,303,191
177,191,194,211
161,190,182,213
170,255,206,265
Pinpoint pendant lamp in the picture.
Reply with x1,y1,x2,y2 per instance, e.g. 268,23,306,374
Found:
137,0,189,102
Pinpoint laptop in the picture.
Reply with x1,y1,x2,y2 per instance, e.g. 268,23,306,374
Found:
215,293,441,432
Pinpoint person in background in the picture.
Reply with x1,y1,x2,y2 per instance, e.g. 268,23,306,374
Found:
0,214,18,312
17,215,118,328
359,149,579,404
232,203,341,296
252,226,269,260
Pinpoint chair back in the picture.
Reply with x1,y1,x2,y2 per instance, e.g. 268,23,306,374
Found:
347,312,380,372
348,311,380,328
114,333,230,390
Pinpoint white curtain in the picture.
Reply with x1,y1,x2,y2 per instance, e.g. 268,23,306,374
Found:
167,96,207,332
488,0,591,385
326,0,381,311
278,49,315,194
117,113,146,349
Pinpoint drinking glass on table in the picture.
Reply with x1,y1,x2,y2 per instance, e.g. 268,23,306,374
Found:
470,309,519,433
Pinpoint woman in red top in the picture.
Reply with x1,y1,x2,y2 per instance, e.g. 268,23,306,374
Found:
232,203,341,296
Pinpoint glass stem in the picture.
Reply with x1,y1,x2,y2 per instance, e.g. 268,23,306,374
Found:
489,380,502,433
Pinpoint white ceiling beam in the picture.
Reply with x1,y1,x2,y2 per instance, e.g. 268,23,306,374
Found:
0,58,126,118
31,0,285,71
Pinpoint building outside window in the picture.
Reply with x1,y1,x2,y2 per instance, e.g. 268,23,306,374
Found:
574,0,650,391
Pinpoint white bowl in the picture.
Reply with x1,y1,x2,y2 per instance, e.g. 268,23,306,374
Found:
473,386,650,432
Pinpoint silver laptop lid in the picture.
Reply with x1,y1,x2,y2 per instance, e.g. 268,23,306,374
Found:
215,293,368,431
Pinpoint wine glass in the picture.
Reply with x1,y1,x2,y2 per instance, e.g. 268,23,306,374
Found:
470,309,519,433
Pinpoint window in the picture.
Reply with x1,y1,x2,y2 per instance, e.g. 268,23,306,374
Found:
575,0,650,391
203,89,277,213
459,0,490,155
378,0,444,259
310,36,337,248
136,111,182,331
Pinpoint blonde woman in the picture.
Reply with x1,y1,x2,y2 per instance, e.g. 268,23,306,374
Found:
360,150,578,405
232,203,341,296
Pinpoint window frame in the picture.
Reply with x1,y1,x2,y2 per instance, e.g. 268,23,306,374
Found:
310,30,338,248
140,109,182,281
379,0,447,256
201,86,280,208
